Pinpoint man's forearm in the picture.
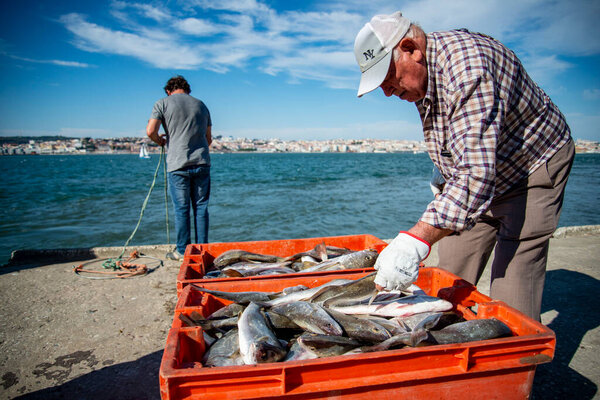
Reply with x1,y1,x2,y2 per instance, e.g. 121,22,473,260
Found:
147,130,161,145
146,119,164,146
408,221,453,246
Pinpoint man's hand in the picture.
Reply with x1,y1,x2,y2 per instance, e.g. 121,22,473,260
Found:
374,232,431,291
146,118,165,146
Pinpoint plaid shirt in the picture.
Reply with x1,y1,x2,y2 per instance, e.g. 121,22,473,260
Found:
417,29,571,231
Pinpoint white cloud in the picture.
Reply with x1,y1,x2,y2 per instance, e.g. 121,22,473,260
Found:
518,54,572,88
111,1,172,23
583,89,600,101
7,54,92,68
188,0,271,15
176,18,219,36
517,0,600,57
60,13,204,70
57,0,600,88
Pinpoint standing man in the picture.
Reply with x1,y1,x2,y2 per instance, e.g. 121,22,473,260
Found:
354,12,573,320
147,75,212,260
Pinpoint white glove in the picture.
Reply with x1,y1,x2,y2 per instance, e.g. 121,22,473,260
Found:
374,232,431,291
430,166,446,197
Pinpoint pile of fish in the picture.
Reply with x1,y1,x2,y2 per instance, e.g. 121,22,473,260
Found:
180,273,513,367
203,244,379,278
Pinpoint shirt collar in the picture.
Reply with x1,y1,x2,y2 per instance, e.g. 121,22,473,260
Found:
421,32,437,107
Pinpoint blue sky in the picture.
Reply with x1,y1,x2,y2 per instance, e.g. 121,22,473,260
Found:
1,0,599,141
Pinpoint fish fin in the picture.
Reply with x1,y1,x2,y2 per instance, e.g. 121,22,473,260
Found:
367,289,378,306
222,269,244,277
178,313,199,327
190,311,206,322
410,328,430,347
315,242,328,261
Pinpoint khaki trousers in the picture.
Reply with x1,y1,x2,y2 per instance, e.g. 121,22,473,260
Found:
437,139,575,321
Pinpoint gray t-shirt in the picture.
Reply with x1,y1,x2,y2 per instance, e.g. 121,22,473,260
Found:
151,93,211,172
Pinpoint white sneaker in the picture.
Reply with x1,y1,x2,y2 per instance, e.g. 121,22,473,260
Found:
166,250,183,261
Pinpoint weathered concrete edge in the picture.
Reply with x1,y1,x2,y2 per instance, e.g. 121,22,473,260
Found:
4,225,599,267
552,224,600,238
4,244,174,267
382,224,600,244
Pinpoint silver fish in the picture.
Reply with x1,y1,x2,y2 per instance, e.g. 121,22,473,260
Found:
198,316,239,331
191,285,277,304
300,249,379,273
203,332,217,347
284,243,354,264
325,308,391,343
213,250,284,269
283,337,319,361
350,329,429,354
270,301,344,336
313,272,377,306
356,315,409,335
366,284,425,306
329,295,453,317
258,279,353,307
297,333,362,358
394,312,444,332
202,328,244,367
283,242,329,263
238,302,287,364
263,311,301,330
427,318,512,345
282,285,309,295
222,261,295,277
207,303,246,320
179,311,238,332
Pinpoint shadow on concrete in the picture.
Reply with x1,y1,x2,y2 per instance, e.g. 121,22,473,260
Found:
11,268,599,399
13,351,163,400
532,268,600,399
2,248,99,269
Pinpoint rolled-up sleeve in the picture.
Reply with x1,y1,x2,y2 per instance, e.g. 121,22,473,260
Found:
421,72,503,231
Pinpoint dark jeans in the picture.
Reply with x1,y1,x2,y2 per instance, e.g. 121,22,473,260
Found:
168,165,210,254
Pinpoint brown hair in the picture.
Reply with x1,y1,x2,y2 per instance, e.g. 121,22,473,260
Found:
164,75,191,94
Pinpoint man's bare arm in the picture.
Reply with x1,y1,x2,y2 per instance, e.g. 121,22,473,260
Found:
146,118,165,146
408,221,453,245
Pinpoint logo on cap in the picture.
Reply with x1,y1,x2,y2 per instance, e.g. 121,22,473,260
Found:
363,49,375,61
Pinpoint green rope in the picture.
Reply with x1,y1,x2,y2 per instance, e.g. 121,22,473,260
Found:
164,148,170,246
102,146,168,270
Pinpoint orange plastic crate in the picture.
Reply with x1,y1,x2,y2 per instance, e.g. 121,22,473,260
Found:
160,267,555,400
176,234,388,294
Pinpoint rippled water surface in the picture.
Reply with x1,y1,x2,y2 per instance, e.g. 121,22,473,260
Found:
1,152,598,263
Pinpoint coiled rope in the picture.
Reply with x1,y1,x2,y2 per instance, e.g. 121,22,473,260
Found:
74,146,170,279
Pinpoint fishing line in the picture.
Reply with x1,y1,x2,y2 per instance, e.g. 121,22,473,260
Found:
74,145,170,278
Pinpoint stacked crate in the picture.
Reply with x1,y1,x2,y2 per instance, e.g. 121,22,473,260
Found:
159,234,555,400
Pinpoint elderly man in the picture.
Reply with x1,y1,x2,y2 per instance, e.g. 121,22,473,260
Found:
147,75,212,260
355,12,574,320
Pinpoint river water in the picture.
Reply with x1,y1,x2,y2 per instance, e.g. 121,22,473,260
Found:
1,152,598,263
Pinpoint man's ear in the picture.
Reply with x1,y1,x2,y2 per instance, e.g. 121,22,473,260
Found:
399,37,424,62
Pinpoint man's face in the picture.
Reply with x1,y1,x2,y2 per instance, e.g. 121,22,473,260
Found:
380,41,427,102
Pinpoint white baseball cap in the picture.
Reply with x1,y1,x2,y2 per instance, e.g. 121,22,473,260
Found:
354,11,411,97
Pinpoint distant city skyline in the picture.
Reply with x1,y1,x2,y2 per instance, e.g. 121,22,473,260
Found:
1,0,599,141
3,135,598,157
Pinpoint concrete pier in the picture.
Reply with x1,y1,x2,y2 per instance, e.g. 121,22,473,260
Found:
1,226,598,399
